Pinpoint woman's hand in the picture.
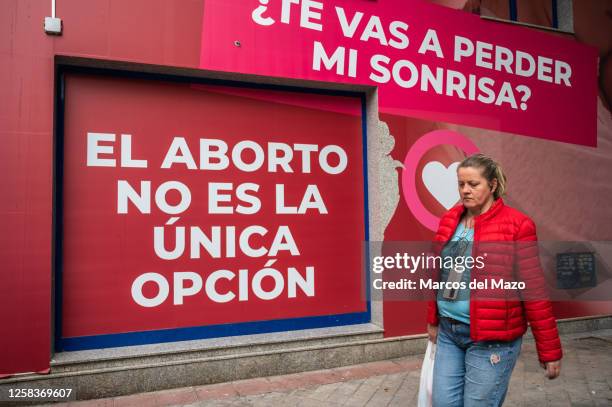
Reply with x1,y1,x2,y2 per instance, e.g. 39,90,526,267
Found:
540,360,561,379
427,323,438,343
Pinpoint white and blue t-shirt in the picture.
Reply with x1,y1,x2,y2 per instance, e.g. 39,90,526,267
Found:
436,222,474,324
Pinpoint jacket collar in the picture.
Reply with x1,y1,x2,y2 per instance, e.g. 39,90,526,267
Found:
460,197,505,223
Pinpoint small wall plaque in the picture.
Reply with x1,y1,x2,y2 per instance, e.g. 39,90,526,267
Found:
556,252,596,289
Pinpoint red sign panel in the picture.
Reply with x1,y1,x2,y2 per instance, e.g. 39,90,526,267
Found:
61,72,368,348
200,0,597,146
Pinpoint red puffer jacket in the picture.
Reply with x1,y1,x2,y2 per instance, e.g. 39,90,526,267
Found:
427,198,563,363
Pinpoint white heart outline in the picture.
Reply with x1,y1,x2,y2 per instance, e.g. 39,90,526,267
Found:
421,161,460,210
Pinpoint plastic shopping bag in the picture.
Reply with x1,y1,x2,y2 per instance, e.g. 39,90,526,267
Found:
417,341,436,407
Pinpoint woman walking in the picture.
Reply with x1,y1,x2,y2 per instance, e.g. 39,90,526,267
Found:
427,153,562,407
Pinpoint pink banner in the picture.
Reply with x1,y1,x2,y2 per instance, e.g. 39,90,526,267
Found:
200,0,597,146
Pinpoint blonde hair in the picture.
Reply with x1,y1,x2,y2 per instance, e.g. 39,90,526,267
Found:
458,153,507,199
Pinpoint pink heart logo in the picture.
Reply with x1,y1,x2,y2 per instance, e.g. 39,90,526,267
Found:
402,130,479,232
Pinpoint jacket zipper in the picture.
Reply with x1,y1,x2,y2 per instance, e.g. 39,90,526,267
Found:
470,216,479,341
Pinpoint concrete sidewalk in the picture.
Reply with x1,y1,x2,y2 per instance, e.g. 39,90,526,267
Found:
49,329,612,407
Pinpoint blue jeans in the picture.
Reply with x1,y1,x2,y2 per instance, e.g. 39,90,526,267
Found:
432,317,522,407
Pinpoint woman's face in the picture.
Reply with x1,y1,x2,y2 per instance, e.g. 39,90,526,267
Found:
457,166,496,211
